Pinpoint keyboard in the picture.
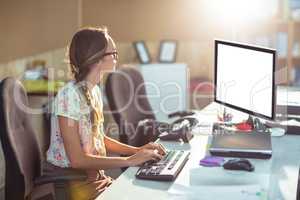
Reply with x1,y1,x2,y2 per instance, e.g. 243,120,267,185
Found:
135,150,190,181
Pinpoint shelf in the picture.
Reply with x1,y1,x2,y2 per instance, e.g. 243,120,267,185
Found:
277,58,300,68
276,21,289,32
277,58,287,67
241,19,285,38
292,57,300,66
244,18,300,85
22,79,64,96
291,21,300,26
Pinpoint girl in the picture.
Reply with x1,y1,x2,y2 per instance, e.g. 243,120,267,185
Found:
46,27,165,199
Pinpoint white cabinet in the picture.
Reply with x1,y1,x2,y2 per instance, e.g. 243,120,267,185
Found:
139,63,188,122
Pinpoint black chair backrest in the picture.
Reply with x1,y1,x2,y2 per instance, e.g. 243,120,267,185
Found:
0,77,42,199
42,99,53,155
105,67,156,145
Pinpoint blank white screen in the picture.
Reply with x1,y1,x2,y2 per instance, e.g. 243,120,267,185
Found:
216,43,274,118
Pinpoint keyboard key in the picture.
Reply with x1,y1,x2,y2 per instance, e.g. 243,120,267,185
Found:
136,150,190,181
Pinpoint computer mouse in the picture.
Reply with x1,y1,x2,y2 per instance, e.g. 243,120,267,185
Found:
270,127,285,137
223,158,255,172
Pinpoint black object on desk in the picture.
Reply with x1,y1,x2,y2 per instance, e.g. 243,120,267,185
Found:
158,118,194,143
223,158,254,172
209,129,272,159
136,150,190,181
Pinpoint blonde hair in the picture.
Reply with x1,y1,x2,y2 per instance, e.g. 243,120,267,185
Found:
68,27,109,152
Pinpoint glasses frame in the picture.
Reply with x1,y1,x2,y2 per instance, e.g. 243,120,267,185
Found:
102,51,118,60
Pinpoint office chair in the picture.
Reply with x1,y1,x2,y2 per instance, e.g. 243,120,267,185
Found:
0,77,87,200
105,67,163,147
41,99,53,158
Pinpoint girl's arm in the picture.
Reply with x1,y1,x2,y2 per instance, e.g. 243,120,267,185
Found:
59,116,162,170
104,135,140,155
104,135,167,156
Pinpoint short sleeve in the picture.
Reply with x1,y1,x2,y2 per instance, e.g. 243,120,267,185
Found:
54,85,81,121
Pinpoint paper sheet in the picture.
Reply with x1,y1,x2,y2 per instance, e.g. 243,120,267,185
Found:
168,184,267,200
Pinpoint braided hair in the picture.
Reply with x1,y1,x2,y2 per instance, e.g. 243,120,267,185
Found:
67,27,109,152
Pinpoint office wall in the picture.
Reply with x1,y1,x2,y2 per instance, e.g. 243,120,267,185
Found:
0,0,235,80
0,0,270,80
82,0,228,79
0,1,81,189
82,0,217,41
0,0,81,63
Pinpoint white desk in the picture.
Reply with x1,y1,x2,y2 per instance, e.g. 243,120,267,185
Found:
99,103,300,200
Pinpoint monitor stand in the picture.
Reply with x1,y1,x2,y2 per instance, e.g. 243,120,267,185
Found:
246,115,269,133
219,107,269,133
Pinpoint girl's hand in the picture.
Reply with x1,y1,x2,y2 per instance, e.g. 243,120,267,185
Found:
126,149,163,167
140,142,167,156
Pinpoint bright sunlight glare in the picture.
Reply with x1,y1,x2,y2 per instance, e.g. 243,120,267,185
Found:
205,0,277,24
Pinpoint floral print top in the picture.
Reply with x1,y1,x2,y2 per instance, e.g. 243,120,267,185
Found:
46,81,106,168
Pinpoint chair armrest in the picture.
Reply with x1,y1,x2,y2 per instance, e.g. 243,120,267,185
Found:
34,162,87,186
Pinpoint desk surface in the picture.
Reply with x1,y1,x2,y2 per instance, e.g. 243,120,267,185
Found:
99,103,300,200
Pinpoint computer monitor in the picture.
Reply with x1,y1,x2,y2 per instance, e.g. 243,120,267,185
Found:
214,40,276,120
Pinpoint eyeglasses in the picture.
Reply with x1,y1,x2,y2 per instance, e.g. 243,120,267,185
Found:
102,51,118,60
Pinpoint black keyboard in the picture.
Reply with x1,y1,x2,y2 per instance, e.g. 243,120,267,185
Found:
135,150,190,181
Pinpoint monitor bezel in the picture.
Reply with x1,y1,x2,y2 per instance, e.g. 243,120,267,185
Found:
214,39,276,120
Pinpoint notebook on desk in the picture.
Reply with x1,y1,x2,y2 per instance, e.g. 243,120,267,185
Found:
209,132,272,159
